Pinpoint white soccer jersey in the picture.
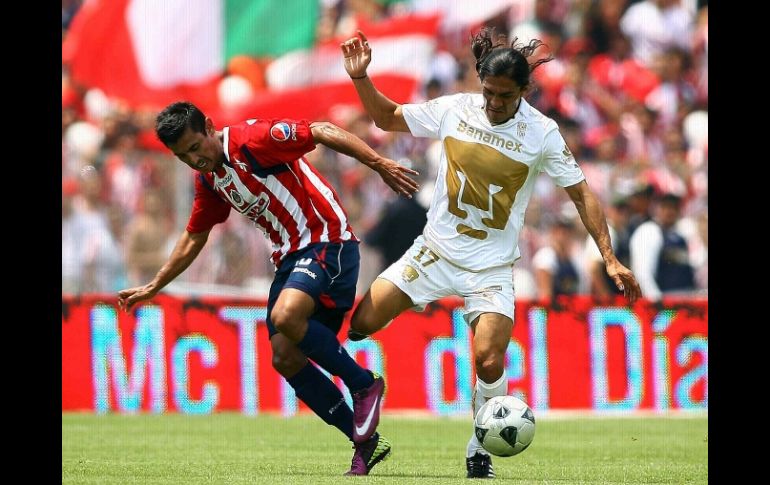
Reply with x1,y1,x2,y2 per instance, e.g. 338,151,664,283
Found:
402,93,585,271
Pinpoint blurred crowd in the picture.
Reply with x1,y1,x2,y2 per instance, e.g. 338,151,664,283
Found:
62,0,708,302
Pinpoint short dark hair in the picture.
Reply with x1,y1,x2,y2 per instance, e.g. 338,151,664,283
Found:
658,193,683,207
471,27,553,89
155,101,206,147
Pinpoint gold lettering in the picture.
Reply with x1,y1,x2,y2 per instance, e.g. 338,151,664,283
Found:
458,123,520,153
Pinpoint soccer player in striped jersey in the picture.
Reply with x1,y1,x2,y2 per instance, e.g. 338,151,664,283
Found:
342,29,642,478
117,102,419,476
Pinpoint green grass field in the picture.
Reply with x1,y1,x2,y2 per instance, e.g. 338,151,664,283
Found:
62,413,707,484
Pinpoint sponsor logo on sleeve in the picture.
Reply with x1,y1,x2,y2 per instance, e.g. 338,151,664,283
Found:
561,144,577,165
270,122,297,142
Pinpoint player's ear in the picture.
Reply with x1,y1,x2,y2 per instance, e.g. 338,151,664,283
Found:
205,117,215,135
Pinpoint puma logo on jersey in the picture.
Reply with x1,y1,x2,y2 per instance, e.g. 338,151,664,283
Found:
401,265,419,283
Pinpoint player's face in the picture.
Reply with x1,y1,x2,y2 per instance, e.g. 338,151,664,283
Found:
480,75,525,125
169,120,224,173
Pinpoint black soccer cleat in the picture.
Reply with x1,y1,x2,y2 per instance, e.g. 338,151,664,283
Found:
347,329,370,341
466,452,495,479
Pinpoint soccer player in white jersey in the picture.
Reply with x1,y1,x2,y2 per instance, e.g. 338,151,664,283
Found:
341,29,642,478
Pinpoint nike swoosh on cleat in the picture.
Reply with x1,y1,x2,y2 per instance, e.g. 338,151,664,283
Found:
355,395,380,436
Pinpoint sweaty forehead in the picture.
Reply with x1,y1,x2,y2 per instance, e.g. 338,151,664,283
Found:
481,76,521,94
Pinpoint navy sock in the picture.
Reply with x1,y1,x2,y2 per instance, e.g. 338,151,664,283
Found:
296,319,374,392
287,362,353,441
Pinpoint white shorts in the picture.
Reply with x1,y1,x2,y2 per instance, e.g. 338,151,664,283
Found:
378,236,515,325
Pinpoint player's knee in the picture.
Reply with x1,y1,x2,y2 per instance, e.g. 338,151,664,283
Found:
271,349,306,377
270,305,299,335
474,349,505,378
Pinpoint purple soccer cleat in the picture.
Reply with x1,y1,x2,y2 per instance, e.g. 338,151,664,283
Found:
344,432,391,476
351,372,385,444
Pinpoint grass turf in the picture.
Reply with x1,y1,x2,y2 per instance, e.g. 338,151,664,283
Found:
62,413,707,484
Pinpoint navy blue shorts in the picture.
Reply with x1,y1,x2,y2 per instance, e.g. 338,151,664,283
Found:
265,241,360,338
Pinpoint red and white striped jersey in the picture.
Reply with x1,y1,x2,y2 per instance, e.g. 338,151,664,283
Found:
186,118,358,268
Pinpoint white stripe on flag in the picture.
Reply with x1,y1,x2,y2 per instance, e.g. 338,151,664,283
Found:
412,0,521,30
127,0,223,88
266,35,435,90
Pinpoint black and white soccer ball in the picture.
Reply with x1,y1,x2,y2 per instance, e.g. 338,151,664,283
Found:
474,395,536,457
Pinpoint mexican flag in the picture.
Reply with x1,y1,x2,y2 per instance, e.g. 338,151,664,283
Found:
63,0,439,124
63,0,319,114
227,13,440,123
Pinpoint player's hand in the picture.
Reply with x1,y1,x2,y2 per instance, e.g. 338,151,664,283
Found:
341,30,372,79
374,157,420,198
605,259,642,304
117,285,158,312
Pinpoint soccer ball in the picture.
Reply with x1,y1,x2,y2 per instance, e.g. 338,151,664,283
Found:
474,395,536,457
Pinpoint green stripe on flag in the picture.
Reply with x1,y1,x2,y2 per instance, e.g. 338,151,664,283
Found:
224,0,319,59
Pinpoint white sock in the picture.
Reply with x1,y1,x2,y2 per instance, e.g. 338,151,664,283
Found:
467,371,508,457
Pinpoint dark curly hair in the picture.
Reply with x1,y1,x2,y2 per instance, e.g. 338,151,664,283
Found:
471,27,553,89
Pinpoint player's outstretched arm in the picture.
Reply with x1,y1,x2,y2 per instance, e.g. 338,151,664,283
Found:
340,30,410,132
117,229,211,312
310,121,419,198
564,181,642,303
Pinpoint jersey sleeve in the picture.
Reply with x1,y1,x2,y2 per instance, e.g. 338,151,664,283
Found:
231,118,317,168
538,124,586,188
401,93,464,138
185,175,231,233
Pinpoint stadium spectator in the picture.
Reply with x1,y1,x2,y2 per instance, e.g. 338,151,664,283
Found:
586,33,660,105
124,189,173,287
584,196,632,299
629,192,695,302
644,48,697,130
619,0,694,68
72,171,127,293
621,103,664,166
626,182,655,236
365,189,428,272
116,102,420,476
62,178,82,294
533,217,582,302
340,27,640,479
